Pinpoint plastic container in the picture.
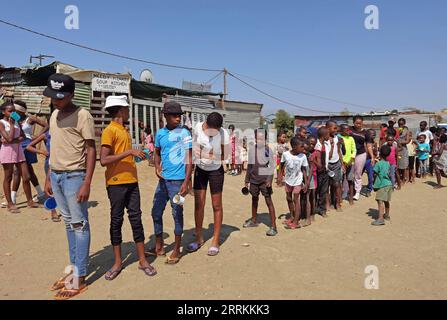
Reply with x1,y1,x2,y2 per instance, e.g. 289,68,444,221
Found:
173,194,185,206
44,197,57,211
241,187,250,196
135,149,150,163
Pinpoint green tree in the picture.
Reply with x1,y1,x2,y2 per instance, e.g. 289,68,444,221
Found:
274,109,294,133
339,108,350,116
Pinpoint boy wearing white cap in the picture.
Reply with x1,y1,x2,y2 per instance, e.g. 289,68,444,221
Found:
100,95,157,279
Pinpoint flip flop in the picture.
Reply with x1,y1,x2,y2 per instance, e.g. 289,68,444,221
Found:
186,242,203,253
144,249,166,257
104,267,123,281
51,215,62,223
138,265,157,277
165,256,182,265
284,222,301,230
54,285,88,300
7,208,20,214
207,246,220,256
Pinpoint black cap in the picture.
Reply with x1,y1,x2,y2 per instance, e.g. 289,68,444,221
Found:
162,101,183,115
43,73,75,99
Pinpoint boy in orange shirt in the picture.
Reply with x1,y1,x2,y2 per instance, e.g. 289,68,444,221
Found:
100,96,156,280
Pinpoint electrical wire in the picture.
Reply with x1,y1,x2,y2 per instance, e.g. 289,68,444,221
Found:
231,71,378,111
0,19,222,72
228,72,339,115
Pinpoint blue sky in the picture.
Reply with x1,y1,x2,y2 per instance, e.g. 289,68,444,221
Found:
1,0,446,115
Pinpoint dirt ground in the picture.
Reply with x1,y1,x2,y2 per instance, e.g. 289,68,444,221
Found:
1,159,447,300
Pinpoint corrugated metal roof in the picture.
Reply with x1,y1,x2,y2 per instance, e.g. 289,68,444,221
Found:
73,83,92,110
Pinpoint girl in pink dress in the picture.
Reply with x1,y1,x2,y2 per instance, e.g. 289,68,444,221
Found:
0,101,39,213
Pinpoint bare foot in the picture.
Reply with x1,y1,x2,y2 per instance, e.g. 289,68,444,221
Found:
7,205,20,214
27,201,41,208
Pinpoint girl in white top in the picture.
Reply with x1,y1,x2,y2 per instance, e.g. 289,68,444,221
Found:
188,112,230,257
7,100,49,206
0,101,40,213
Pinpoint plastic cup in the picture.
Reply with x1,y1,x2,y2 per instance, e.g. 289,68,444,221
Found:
11,112,21,122
328,170,335,178
173,194,185,206
44,197,57,211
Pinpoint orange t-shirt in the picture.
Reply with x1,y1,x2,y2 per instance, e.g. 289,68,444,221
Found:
101,121,138,186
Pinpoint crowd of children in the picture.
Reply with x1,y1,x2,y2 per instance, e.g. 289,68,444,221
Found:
1,74,447,300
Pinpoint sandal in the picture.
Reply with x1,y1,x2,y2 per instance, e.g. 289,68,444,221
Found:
104,266,123,281
207,246,220,256
243,219,259,228
51,215,62,223
166,256,182,265
54,285,88,300
266,228,278,237
50,273,73,291
138,265,157,277
7,208,20,214
282,218,293,225
284,222,301,230
145,248,166,257
186,242,203,253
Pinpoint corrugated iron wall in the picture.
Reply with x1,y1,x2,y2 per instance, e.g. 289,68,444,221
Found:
73,83,92,110
0,86,51,114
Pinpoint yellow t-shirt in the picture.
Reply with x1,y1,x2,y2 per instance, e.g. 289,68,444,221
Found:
101,121,138,186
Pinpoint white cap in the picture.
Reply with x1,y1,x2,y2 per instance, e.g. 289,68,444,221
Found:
104,95,129,110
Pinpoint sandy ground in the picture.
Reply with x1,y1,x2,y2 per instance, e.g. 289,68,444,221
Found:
1,159,447,300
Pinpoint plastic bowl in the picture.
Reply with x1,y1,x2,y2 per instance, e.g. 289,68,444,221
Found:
44,197,57,211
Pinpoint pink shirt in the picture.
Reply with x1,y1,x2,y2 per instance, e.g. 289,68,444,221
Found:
386,144,397,166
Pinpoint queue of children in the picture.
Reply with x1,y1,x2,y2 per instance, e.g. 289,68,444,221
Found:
2,74,447,300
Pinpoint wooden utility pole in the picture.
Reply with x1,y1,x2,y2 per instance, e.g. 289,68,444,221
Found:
222,68,228,110
29,54,55,66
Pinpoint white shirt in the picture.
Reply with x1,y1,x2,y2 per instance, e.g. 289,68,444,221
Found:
315,140,330,169
281,151,308,187
193,122,230,171
328,136,340,164
416,129,433,145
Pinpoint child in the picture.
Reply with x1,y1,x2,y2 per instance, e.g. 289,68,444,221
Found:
407,132,416,183
100,95,157,279
315,127,330,217
243,129,277,236
385,134,401,190
339,124,356,205
281,137,309,229
144,127,155,165
326,121,344,212
371,144,393,226
415,134,430,179
276,132,289,187
151,102,193,264
302,137,318,226
0,101,40,213
43,74,96,300
296,126,308,140
432,134,447,188
25,131,61,222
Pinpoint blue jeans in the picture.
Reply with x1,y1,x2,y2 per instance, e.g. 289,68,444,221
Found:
151,180,184,237
51,171,90,277
364,159,374,192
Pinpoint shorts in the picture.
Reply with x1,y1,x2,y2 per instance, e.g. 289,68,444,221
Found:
193,166,225,194
308,174,317,190
250,182,273,198
22,138,38,164
285,184,302,194
408,156,415,170
345,164,355,182
375,186,393,202
328,161,342,184
398,147,409,170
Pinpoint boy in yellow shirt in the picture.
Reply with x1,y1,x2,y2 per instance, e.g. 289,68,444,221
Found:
100,96,156,280
339,124,357,205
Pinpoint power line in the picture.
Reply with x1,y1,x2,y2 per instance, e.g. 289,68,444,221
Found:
205,71,223,84
228,72,339,115
0,19,222,73
231,71,378,111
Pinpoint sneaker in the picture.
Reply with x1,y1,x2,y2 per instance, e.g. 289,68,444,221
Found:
243,219,259,228
1,202,7,208
266,228,278,237
353,193,360,201
384,214,390,221
371,220,385,226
